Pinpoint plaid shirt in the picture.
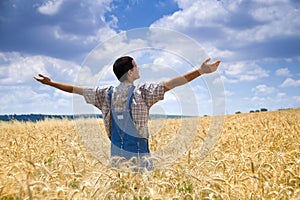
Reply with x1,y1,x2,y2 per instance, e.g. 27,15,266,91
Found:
83,82,165,139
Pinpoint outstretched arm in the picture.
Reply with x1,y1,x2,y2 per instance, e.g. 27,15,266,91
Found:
163,58,220,92
34,74,83,95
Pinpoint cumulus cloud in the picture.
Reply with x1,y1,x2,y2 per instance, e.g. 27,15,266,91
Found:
0,52,80,85
252,84,275,96
252,0,290,5
275,68,291,76
280,78,300,87
152,0,300,60
0,85,49,114
154,0,228,28
37,0,64,15
250,91,300,111
276,92,286,98
0,0,116,60
222,61,269,82
1,0,299,115
0,52,82,114
293,96,300,102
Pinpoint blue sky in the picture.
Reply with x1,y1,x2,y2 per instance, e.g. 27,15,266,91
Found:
0,0,299,115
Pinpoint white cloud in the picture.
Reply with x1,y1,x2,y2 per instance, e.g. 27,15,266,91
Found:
151,0,300,62
275,68,291,76
252,84,275,96
1,0,299,115
52,20,117,47
212,76,224,86
174,0,194,9
37,0,64,15
81,27,210,86
293,96,300,102
0,85,54,114
250,96,273,108
252,0,289,5
220,75,238,84
0,53,46,85
280,78,300,87
152,0,227,29
0,52,85,114
249,93,299,111
276,92,286,98
222,61,269,82
153,55,182,68
1,0,117,60
250,6,282,22
53,26,81,41
163,91,178,102
0,52,80,86
232,3,299,44
204,44,234,59
224,89,234,97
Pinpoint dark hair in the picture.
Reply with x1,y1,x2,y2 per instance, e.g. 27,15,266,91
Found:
113,56,134,81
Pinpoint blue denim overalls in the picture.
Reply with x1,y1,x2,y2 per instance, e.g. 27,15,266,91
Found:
109,86,153,171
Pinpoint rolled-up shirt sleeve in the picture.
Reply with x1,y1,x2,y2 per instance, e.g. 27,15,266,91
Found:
139,82,165,108
82,87,109,110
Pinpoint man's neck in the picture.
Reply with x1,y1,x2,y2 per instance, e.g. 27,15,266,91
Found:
121,80,134,85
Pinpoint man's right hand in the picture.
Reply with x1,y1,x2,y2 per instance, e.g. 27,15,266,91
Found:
34,74,52,85
34,73,83,95
198,58,221,75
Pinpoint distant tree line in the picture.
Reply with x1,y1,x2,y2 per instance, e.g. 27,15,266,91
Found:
235,108,268,114
0,114,102,122
0,113,188,122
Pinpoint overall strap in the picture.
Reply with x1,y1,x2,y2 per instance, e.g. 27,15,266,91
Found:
109,86,114,108
109,86,135,110
126,86,135,109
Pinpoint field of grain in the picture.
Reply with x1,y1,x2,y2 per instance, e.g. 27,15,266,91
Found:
0,109,299,199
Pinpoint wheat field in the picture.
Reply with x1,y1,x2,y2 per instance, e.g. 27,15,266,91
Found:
0,109,299,199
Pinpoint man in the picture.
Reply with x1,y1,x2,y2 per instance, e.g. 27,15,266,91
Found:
34,56,220,171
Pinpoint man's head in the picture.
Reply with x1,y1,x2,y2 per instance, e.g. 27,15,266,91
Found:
113,56,140,82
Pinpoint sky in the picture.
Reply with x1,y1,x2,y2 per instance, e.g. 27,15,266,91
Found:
0,0,300,116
